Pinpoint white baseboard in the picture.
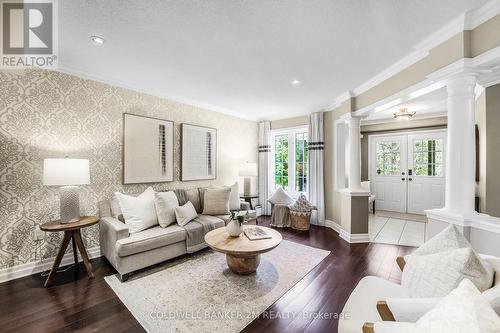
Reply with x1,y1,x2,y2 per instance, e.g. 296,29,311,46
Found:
340,232,370,243
325,220,370,243
325,219,342,233
0,247,101,284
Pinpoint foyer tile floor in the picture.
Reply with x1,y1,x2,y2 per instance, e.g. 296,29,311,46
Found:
369,211,426,247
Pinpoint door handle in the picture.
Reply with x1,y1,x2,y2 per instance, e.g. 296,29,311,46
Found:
408,178,412,181
401,178,406,181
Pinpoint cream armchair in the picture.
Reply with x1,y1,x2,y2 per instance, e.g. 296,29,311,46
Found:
339,254,500,333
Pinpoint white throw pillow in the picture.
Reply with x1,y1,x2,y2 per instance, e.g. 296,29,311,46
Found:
202,188,231,215
481,255,500,316
114,187,158,233
402,247,494,298
413,224,471,257
484,285,500,317
268,188,294,205
175,201,198,226
210,182,240,211
415,279,500,333
154,191,179,228
373,280,500,333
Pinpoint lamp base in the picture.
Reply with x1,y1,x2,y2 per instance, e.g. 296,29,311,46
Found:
60,186,81,223
243,177,252,196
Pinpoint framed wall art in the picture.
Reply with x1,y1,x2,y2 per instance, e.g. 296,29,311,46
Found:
123,113,174,184
181,123,217,181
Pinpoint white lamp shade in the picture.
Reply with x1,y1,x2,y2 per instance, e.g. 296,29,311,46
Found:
239,162,258,177
43,158,90,186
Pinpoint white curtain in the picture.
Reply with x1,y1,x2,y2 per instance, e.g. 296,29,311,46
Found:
258,121,271,215
308,112,325,225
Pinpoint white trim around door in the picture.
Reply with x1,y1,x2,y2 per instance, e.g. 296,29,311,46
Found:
368,129,447,214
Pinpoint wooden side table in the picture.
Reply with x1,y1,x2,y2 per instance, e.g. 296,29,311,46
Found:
240,194,259,210
40,216,99,287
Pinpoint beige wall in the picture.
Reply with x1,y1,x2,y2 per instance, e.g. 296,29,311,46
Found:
270,115,308,130
485,84,500,218
0,69,258,270
471,14,500,57
360,117,448,180
324,103,351,225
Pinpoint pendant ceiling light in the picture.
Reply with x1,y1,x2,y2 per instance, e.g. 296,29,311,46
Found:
394,108,416,120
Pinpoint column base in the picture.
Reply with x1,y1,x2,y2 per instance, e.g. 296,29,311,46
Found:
339,189,370,243
339,230,370,243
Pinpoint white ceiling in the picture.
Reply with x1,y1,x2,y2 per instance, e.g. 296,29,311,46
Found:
59,0,488,121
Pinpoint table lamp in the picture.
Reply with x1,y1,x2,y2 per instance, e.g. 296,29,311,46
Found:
43,158,90,223
239,162,257,196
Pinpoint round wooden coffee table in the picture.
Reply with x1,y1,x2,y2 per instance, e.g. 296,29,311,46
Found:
205,226,282,275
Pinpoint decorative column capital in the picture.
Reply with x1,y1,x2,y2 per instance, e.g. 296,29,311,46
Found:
344,114,364,126
426,59,483,94
445,73,478,97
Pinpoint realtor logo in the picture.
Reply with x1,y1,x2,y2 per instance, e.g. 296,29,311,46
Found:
1,0,58,68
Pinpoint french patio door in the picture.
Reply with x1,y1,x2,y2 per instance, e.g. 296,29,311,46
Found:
370,130,446,214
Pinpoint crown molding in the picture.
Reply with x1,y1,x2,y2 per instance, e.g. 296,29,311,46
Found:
464,0,500,30
413,14,466,52
54,65,258,122
351,50,429,97
325,90,353,111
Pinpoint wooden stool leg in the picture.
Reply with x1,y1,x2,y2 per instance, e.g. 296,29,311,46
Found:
73,230,95,278
44,231,72,287
71,235,79,267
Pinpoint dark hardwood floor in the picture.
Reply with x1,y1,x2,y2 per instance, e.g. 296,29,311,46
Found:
0,217,415,333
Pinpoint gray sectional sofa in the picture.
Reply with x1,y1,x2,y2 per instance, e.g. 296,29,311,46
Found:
99,188,253,281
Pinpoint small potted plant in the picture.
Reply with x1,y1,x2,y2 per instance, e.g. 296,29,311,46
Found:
227,211,249,237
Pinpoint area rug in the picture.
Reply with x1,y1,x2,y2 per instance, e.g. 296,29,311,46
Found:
105,240,330,333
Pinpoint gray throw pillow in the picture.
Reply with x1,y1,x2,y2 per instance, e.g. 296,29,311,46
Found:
185,188,202,213
202,188,231,215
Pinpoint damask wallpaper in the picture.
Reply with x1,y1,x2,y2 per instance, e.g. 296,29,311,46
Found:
0,69,258,270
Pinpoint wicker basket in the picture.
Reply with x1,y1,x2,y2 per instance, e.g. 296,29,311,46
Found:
290,210,311,231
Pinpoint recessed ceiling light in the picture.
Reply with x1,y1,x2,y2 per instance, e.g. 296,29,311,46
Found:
291,79,301,85
90,35,105,45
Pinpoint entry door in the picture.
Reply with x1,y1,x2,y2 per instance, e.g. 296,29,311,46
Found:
406,132,446,214
371,135,408,213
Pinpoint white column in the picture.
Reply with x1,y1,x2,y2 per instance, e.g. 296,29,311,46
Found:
444,74,477,215
346,116,362,191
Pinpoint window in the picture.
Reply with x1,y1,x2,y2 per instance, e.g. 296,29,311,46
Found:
413,139,443,176
271,128,308,194
375,141,401,176
295,132,308,192
274,135,289,189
